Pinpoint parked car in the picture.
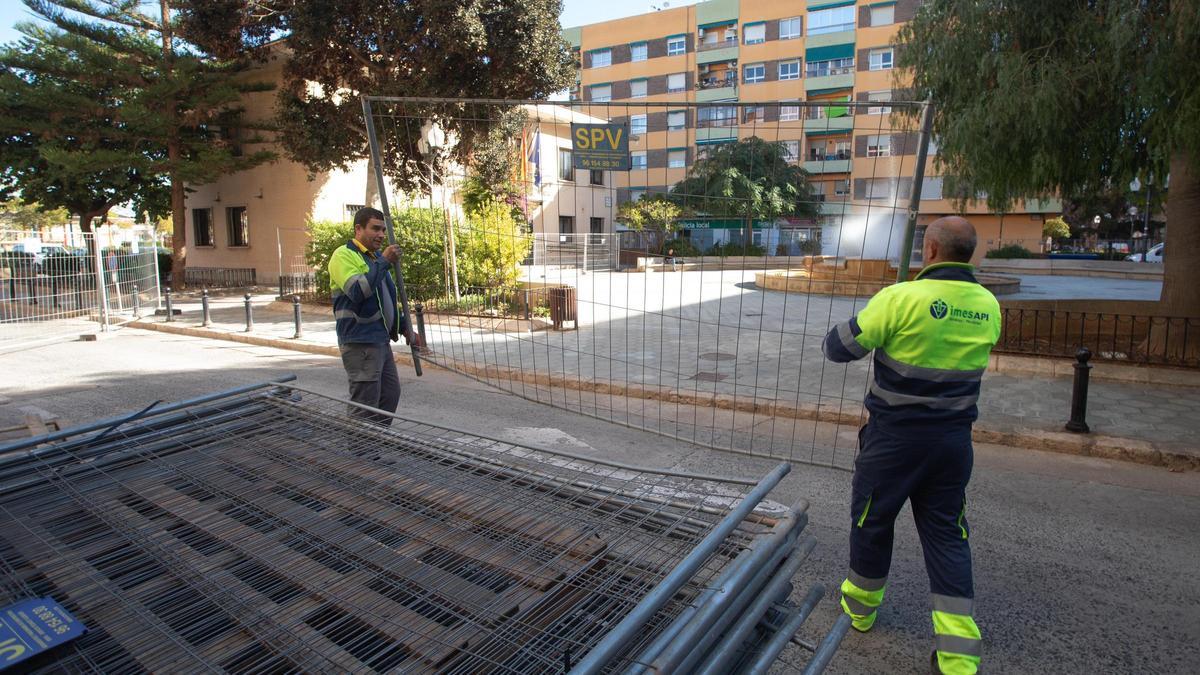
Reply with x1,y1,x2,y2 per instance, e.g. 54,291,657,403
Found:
1126,243,1164,263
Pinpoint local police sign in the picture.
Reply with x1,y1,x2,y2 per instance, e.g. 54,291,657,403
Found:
571,123,630,171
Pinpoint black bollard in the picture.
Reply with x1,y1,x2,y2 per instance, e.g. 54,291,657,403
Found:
165,286,174,322
1064,347,1092,433
292,295,303,339
414,302,426,345
132,284,140,318
243,293,253,332
201,288,211,327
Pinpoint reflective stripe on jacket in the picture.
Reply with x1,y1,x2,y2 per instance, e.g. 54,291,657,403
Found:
328,240,409,344
823,262,1001,433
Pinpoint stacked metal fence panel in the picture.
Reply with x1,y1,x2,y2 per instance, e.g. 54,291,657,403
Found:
0,380,846,673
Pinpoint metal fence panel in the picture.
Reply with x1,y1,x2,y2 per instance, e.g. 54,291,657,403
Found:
361,97,932,470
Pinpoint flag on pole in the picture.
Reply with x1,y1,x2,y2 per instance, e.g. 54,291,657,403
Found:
527,127,542,188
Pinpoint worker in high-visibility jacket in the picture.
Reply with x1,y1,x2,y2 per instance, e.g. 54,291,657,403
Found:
822,217,1000,675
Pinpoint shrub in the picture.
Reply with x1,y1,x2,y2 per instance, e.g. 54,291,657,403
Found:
304,219,354,295
985,244,1035,259
456,201,533,289
707,241,767,257
662,238,701,257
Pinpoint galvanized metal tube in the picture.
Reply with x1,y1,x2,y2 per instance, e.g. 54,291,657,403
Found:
292,295,303,339
896,100,935,283
0,377,296,456
800,614,853,675
626,514,806,675
741,583,829,675
201,288,211,327
567,462,792,675
243,293,253,332
694,538,819,675
643,509,811,674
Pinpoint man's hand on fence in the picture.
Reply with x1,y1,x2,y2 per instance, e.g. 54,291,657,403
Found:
381,245,401,263
405,329,425,350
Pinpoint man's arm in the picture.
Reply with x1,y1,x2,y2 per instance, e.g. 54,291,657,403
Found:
822,288,895,363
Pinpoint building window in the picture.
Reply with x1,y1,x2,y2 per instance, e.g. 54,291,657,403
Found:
780,103,800,121
591,48,611,68
632,151,647,169
630,79,647,98
631,42,648,62
743,106,766,123
806,57,854,78
864,178,897,200
866,134,891,157
668,149,686,168
667,72,686,92
834,178,850,196
921,176,944,200
743,63,765,83
781,140,800,163
589,84,611,102
668,110,686,130
808,6,855,35
778,60,800,80
559,216,575,233
559,148,574,181
590,217,605,234
226,207,249,247
667,35,686,55
779,17,802,39
631,114,647,135
629,189,646,203
835,139,851,159
698,105,737,128
870,5,895,26
192,208,213,247
869,48,894,71
590,169,604,186
744,23,765,44
868,90,893,115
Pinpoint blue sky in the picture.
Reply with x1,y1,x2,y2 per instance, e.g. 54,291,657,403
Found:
0,1,691,44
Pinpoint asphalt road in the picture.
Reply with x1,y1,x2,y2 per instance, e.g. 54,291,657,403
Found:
2,330,1197,674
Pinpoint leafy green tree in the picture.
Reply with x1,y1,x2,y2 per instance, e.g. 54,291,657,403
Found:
1042,217,1070,241
616,196,683,253
0,0,274,286
897,1,1200,315
671,138,817,250
457,201,532,289
184,1,573,195
0,199,71,231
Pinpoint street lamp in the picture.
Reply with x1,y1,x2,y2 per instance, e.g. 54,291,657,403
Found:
417,121,460,301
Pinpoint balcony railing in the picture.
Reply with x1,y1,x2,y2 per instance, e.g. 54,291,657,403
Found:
697,75,737,90
808,152,852,162
697,37,738,52
805,64,855,78
697,116,738,128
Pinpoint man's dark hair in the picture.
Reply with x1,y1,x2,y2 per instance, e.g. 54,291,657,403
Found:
940,228,977,263
353,207,386,229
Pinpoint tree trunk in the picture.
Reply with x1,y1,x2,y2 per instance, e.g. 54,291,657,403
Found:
169,161,186,290
1158,149,1200,317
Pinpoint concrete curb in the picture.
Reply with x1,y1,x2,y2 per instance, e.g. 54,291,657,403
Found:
127,320,1199,471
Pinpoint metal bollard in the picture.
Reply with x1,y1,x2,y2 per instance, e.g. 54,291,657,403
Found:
165,286,174,322
292,295,303,339
1064,347,1092,433
414,302,426,345
243,293,253,332
201,288,211,327
132,284,140,319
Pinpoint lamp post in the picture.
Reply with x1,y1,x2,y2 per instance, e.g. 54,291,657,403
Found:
418,121,459,302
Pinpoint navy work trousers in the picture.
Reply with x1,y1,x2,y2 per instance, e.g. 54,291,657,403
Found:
339,342,401,426
849,421,974,599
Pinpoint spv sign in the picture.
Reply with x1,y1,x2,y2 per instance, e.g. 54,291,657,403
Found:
571,123,630,171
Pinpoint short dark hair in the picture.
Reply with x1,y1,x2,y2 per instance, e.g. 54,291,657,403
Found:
940,228,977,263
353,207,386,229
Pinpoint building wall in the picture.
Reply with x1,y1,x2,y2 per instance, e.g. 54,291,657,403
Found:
564,0,1056,257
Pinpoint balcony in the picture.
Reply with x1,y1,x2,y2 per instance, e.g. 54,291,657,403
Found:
697,43,739,65
806,72,855,92
805,64,854,79
803,116,854,132
803,158,852,174
696,126,738,142
698,35,738,51
698,73,737,90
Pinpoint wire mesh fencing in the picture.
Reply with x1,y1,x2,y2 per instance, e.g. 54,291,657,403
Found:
0,228,162,352
0,380,844,673
363,97,931,470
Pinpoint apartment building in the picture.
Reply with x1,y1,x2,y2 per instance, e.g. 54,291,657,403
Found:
562,0,1060,262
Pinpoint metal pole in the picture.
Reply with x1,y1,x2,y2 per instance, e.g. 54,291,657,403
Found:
583,233,589,274
149,233,162,309
800,615,854,675
361,96,422,376
414,302,426,345
201,288,210,327
92,233,110,331
243,293,253,332
1065,347,1092,433
897,100,934,282
292,295,302,339
164,286,174,322
568,462,792,675
132,283,141,319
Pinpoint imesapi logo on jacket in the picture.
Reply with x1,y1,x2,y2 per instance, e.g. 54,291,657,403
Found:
930,299,989,324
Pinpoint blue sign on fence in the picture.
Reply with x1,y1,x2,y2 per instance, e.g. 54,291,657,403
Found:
0,597,86,670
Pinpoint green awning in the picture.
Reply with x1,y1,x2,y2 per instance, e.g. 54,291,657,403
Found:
828,94,852,118
695,137,737,146
806,43,855,62
805,129,851,137
808,1,855,10
698,19,737,29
